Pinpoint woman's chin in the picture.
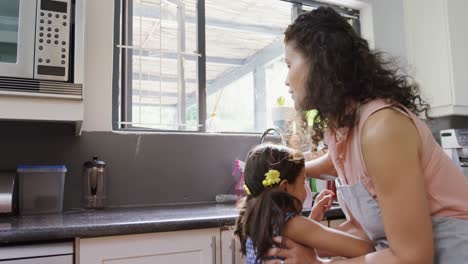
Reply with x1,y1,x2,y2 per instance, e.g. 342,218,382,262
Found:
293,102,303,111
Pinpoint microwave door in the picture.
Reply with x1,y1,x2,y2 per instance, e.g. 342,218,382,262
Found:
0,0,36,79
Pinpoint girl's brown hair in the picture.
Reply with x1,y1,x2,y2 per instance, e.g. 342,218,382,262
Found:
234,143,305,261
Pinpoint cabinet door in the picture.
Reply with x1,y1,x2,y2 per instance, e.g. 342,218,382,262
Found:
220,229,243,264
79,228,220,264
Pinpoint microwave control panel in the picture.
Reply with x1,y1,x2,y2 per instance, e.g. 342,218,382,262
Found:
441,129,468,148
34,0,71,81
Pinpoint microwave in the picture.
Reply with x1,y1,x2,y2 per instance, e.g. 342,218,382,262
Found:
0,0,83,98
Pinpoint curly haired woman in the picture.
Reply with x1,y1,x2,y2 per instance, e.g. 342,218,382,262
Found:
265,6,468,264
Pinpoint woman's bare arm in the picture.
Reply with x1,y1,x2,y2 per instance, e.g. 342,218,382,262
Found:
326,109,434,263
305,152,338,180
284,216,374,258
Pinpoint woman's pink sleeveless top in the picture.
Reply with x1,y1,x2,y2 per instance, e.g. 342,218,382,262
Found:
324,99,468,219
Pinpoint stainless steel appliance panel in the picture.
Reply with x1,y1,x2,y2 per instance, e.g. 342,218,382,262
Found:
34,0,71,81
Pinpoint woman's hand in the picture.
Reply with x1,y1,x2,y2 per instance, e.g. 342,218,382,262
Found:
263,236,325,264
309,189,334,221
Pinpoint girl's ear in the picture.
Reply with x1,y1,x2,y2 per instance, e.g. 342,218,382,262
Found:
279,179,289,192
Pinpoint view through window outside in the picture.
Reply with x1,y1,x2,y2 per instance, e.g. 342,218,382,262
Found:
118,0,359,133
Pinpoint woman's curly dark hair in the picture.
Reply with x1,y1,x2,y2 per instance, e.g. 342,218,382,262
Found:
284,7,430,146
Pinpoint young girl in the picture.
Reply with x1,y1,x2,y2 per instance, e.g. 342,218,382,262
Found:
234,143,373,263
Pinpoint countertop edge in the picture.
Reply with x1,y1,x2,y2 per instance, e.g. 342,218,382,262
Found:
0,205,344,244
1,215,239,244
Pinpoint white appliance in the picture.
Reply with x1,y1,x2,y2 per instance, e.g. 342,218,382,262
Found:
0,0,83,98
0,172,17,215
0,242,73,263
440,128,468,177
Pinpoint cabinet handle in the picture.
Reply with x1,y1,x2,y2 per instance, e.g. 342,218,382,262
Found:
211,236,217,264
230,238,236,264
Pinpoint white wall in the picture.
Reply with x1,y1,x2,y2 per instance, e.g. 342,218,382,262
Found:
403,0,468,116
325,0,407,61
80,0,409,132
82,0,114,131
403,0,453,112
447,0,468,108
364,0,407,61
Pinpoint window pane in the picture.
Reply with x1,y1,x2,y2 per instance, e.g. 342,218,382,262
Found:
0,0,20,63
124,0,197,131
205,0,293,133
206,73,254,131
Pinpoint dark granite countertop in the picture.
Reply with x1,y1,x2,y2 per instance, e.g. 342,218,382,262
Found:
0,203,344,244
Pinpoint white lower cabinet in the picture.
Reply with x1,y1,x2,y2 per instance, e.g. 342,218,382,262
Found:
220,228,243,264
78,228,220,264
78,222,347,263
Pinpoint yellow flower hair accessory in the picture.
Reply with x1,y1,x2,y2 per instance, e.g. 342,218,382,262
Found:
262,169,281,187
243,184,252,195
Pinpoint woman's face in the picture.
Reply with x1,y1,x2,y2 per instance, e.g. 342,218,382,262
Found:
284,42,310,110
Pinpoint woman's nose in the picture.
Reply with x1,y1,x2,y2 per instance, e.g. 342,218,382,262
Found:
284,76,290,87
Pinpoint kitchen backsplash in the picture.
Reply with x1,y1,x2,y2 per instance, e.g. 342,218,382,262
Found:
0,121,260,209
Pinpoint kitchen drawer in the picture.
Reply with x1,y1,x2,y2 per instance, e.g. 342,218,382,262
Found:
0,242,73,264
1,255,73,264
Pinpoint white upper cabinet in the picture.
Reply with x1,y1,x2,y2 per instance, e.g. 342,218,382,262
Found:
404,0,468,117
0,95,83,122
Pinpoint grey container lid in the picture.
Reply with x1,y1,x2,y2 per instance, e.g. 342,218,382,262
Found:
17,165,67,173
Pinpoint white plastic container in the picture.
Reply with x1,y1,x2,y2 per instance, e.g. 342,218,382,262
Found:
17,165,66,215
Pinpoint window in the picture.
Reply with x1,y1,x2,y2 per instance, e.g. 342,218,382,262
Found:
115,0,199,131
114,0,360,133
